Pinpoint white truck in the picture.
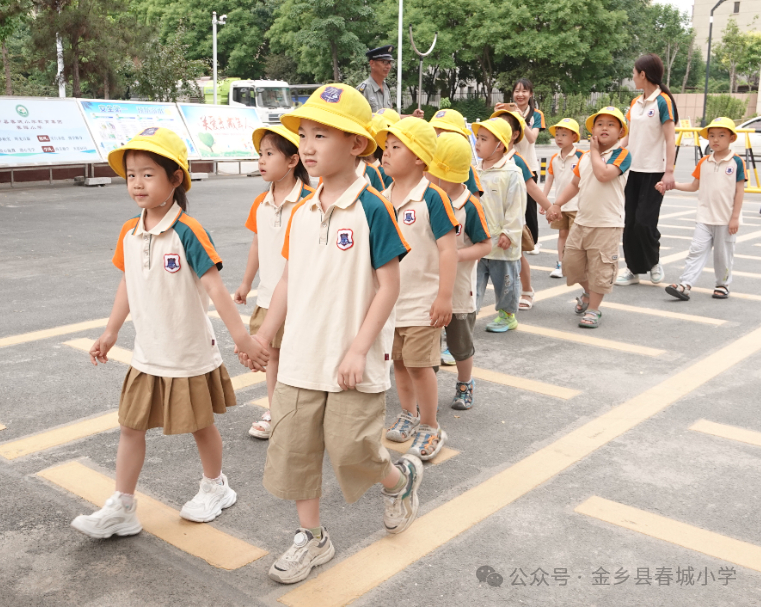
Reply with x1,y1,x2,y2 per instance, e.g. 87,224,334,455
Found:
203,78,293,124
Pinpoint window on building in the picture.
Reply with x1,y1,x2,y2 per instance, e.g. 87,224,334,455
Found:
734,2,740,13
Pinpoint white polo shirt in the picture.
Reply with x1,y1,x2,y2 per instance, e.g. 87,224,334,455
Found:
572,146,632,228
548,148,583,212
514,108,546,173
450,188,490,313
113,203,223,378
626,87,674,173
244,179,314,309
692,151,746,225
278,176,409,393
383,176,459,327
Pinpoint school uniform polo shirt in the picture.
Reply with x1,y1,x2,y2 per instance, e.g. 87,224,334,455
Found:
245,178,314,309
626,87,674,173
465,165,484,196
450,188,490,313
572,146,632,228
112,202,223,378
278,175,409,393
359,161,386,192
692,152,747,225
383,176,459,327
505,149,533,183
548,148,584,212
514,108,546,173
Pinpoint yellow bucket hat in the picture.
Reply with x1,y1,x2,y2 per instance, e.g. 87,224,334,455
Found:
369,114,392,142
585,106,628,137
429,109,470,137
427,132,472,183
548,118,581,142
376,117,438,169
108,127,191,191
699,116,738,140
280,83,376,156
376,107,401,124
471,118,513,152
252,124,300,154
489,109,525,143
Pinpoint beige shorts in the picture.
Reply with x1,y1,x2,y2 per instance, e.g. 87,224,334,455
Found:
263,382,394,503
551,210,577,231
392,326,441,367
563,224,623,295
249,305,284,349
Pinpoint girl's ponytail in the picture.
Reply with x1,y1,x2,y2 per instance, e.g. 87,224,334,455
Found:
634,54,679,124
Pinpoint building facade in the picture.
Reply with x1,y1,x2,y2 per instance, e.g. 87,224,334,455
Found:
692,0,761,58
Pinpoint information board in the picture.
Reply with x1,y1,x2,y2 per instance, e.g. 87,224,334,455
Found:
78,100,200,161
0,98,99,166
178,103,262,160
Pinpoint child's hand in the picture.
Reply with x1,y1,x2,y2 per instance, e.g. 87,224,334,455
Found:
539,206,546,215
589,136,600,152
497,234,511,250
233,283,251,305
430,296,452,328
729,218,740,235
239,334,269,371
412,108,425,119
89,331,117,365
654,181,666,194
337,350,366,390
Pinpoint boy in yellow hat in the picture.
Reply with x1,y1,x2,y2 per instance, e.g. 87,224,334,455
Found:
657,117,746,301
429,108,483,198
472,118,527,332
426,132,491,409
378,117,458,460
544,118,584,279
367,113,396,188
246,84,422,584
546,107,631,328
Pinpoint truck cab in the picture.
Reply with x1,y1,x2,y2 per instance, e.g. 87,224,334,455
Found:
203,79,293,124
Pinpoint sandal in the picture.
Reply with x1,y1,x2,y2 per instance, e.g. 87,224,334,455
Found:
665,283,690,301
712,286,730,299
248,410,272,439
518,290,534,311
579,310,602,329
575,291,590,315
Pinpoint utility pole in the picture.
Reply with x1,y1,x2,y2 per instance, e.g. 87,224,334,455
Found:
702,0,727,126
212,11,227,105
55,0,65,97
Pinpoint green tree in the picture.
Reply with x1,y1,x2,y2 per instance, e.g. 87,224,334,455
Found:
645,4,692,88
713,17,757,93
132,29,205,101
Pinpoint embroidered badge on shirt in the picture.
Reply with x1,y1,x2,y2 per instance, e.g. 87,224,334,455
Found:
572,163,578,170
336,229,354,250
402,209,416,225
647,109,655,117
321,87,343,103
726,165,735,175
164,253,181,273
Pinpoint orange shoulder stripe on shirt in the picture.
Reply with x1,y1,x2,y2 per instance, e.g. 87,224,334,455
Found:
245,191,268,233
626,96,639,121
112,217,140,271
692,155,709,180
536,109,546,128
469,194,491,239
368,188,411,253
176,214,222,266
427,182,459,227
659,92,674,121
470,165,483,190
548,152,559,175
572,151,588,178
281,195,313,260
612,148,629,168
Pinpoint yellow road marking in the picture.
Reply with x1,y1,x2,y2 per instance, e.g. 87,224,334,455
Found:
280,324,761,607
538,233,558,242
0,318,109,348
567,300,726,325
63,338,133,364
661,230,761,265
230,371,267,391
641,281,761,301
207,310,250,324
440,366,580,400
657,223,694,230
690,419,761,448
705,268,761,279
735,254,761,261
380,435,458,466
249,397,270,409
38,461,267,570
575,496,761,573
0,424,6,431
661,234,694,240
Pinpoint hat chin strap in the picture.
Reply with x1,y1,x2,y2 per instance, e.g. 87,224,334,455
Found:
159,188,175,207
275,167,293,183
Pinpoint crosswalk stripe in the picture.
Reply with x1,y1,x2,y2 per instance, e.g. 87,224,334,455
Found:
0,423,6,431
38,461,268,570
0,318,109,349
440,366,580,400
661,230,761,265
659,209,696,219
689,419,761,448
640,281,761,301
661,234,694,240
571,300,726,325
705,268,761,279
657,223,695,230
381,436,458,466
735,254,761,261
575,496,761,573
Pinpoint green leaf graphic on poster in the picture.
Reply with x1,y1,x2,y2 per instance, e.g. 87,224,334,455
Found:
198,132,215,152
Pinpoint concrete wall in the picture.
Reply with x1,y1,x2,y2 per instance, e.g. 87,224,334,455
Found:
671,92,758,123
692,0,761,59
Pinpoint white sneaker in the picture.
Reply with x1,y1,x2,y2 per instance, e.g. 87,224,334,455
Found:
179,473,237,523
382,454,424,535
549,261,563,278
268,527,335,584
386,410,420,443
649,263,665,283
525,242,541,255
615,269,640,286
71,493,142,539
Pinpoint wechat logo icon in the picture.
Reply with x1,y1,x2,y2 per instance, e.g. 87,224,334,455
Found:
16,105,29,118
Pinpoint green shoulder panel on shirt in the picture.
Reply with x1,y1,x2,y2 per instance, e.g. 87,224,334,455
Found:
379,165,394,189
512,154,533,182
463,197,490,243
656,94,674,123
424,185,458,240
607,147,632,175
359,189,409,269
465,166,483,196
173,219,222,278
364,164,385,191
733,155,746,181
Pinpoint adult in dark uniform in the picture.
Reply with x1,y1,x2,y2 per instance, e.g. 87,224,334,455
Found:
358,46,425,118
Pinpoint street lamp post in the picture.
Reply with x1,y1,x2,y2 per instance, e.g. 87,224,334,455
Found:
397,0,403,110
702,0,727,126
212,11,227,105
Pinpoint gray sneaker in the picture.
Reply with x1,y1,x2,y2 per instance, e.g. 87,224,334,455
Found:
649,263,665,283
615,269,640,286
386,410,420,442
382,455,424,535
268,527,335,584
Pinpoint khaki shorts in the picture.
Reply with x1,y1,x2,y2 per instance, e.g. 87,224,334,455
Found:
444,312,476,361
563,224,623,295
263,382,394,503
392,326,441,367
551,210,577,231
249,305,284,349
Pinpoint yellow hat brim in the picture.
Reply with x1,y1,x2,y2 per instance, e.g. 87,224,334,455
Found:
375,125,434,169
429,119,470,138
252,124,300,154
548,124,580,142
281,105,376,156
108,140,192,191
585,111,628,138
471,122,511,152
489,110,524,143
698,119,737,140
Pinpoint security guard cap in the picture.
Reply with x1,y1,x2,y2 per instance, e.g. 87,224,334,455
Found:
366,46,394,61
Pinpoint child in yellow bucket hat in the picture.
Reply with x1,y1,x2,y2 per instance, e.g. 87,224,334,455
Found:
429,108,483,202
377,117,459,461
471,118,527,332
544,118,584,279
365,113,394,188
657,116,745,302
426,132,491,410
71,127,269,540
546,106,631,329
234,124,314,441
246,83,421,584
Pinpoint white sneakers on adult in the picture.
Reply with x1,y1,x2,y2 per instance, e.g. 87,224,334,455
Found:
615,269,640,286
649,263,665,283
268,527,335,584
71,493,142,539
179,473,237,523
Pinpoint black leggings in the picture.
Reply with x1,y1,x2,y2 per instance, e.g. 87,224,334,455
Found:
525,173,539,244
622,171,665,273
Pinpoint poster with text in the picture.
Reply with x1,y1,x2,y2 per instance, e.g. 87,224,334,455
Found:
0,98,99,166
178,104,262,160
